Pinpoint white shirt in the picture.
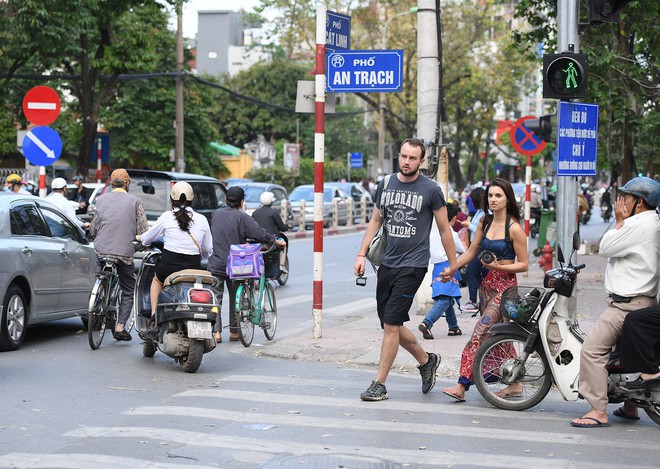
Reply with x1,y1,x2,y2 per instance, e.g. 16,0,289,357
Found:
600,210,660,298
429,222,466,264
46,191,83,228
141,207,213,260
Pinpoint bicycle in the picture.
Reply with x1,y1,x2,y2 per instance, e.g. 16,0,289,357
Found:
87,256,133,349
233,244,279,347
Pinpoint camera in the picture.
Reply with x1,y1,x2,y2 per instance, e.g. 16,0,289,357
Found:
478,250,495,264
356,275,367,287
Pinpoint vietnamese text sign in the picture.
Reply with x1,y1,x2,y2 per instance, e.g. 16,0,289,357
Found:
557,102,598,176
350,152,363,169
326,11,350,51
326,50,403,93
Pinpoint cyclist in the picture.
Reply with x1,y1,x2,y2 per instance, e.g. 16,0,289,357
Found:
208,186,285,343
5,174,32,195
136,182,213,319
252,191,289,275
90,168,149,341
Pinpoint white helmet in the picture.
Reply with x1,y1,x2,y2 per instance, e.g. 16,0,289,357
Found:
260,191,275,206
51,177,67,190
170,181,194,202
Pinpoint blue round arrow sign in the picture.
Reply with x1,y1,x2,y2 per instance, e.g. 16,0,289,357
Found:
22,126,62,166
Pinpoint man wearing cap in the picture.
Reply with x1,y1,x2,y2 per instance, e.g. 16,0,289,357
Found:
46,177,89,230
90,168,149,341
72,175,93,215
207,186,285,342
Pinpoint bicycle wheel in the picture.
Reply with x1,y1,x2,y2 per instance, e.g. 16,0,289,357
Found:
472,334,552,411
87,276,109,350
262,283,277,340
277,255,289,286
235,284,254,347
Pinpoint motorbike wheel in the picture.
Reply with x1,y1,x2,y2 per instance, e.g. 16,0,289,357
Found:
644,402,660,425
180,340,203,373
236,285,254,347
262,283,278,340
142,340,157,358
277,256,289,286
87,277,109,350
473,334,552,411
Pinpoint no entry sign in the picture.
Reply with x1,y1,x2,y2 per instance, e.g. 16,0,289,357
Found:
22,86,61,126
510,116,547,157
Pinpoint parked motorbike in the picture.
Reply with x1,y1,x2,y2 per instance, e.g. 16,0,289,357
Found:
529,207,541,239
134,247,219,373
471,232,660,424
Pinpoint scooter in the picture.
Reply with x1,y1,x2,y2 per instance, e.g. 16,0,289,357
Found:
134,247,220,373
471,232,660,424
601,200,612,223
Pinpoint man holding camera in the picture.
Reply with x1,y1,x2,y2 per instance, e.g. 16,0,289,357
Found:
353,138,457,401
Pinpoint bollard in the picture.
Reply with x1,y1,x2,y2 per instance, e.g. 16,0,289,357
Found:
360,196,367,224
299,199,306,231
332,198,339,227
347,198,354,226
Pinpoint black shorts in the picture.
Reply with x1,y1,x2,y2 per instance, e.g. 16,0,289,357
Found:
155,249,202,283
376,265,427,328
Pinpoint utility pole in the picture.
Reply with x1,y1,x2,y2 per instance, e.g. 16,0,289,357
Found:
556,0,579,257
174,0,185,173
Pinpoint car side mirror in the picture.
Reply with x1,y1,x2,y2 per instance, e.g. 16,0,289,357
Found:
142,185,155,195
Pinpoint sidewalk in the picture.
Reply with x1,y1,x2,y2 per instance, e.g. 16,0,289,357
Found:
259,244,609,379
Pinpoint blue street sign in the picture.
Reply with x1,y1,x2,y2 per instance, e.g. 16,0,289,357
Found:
494,162,504,174
326,50,403,93
326,11,350,51
21,126,62,166
89,134,110,163
350,152,363,169
557,102,598,176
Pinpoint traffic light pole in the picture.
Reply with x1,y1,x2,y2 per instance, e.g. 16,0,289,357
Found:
556,0,579,262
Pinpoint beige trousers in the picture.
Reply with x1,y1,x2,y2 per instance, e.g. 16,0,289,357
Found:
579,295,657,411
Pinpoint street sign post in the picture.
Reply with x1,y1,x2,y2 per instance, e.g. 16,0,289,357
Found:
326,11,350,51
326,50,403,93
557,101,598,176
21,126,63,166
22,86,61,126
350,152,363,169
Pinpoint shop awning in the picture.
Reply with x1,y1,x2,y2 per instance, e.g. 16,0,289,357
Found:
209,142,240,156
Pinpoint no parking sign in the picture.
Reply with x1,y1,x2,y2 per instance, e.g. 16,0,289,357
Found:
510,116,546,157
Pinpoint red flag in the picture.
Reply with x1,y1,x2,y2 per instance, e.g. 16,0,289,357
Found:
495,120,514,144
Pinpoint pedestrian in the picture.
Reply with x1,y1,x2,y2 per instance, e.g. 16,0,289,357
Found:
207,186,285,343
353,137,457,401
136,182,213,319
570,177,660,428
252,191,290,277
72,175,93,215
418,202,466,339
461,186,486,313
46,177,89,230
90,168,149,341
442,178,528,402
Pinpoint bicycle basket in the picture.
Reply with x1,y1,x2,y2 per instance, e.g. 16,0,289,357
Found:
500,286,545,323
227,244,264,280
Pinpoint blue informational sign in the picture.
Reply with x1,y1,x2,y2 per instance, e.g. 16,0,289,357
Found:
326,50,403,93
89,134,110,163
557,102,598,176
326,11,350,51
21,126,62,166
350,152,363,169
494,162,504,174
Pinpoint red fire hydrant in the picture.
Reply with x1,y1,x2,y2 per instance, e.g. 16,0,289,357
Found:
538,241,554,272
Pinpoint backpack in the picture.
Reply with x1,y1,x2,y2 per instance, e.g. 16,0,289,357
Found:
227,244,264,279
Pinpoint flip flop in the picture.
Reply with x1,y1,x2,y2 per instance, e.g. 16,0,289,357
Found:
570,417,611,428
613,407,640,421
447,328,462,336
418,323,434,340
442,388,466,402
494,388,523,399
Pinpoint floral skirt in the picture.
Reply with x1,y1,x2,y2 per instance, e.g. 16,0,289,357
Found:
458,269,517,387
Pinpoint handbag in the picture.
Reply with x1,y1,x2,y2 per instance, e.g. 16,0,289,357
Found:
365,174,392,270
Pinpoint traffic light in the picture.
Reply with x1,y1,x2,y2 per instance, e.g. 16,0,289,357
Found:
543,53,588,100
525,115,555,143
588,0,633,23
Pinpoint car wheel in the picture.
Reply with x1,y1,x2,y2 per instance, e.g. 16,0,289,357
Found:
1,285,28,351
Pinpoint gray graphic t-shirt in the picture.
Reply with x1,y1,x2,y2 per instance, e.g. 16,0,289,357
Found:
375,173,446,268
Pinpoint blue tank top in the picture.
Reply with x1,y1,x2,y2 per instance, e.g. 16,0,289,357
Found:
479,217,516,261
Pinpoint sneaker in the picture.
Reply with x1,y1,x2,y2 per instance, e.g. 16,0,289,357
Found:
418,322,434,340
418,352,440,394
461,301,479,313
360,380,388,401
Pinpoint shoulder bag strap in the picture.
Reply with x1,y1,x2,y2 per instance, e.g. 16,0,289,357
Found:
187,231,202,254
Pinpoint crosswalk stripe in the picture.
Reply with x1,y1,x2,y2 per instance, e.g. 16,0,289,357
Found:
64,426,643,469
0,452,215,469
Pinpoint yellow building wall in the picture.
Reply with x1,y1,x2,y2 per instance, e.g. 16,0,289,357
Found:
219,154,253,179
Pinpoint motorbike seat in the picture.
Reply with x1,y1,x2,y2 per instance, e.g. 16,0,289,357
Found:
163,269,218,287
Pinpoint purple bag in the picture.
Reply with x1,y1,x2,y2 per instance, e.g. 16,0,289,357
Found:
227,244,264,279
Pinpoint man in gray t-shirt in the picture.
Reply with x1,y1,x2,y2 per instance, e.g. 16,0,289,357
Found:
354,138,457,401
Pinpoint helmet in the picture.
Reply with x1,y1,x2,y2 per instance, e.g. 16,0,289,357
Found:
619,177,660,208
6,174,21,184
51,177,67,190
72,175,83,182
260,191,275,206
170,181,194,202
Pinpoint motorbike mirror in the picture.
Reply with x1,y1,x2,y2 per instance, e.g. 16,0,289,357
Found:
572,232,580,251
557,244,565,264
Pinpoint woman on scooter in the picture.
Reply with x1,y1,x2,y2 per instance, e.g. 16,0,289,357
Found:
136,182,213,319
443,178,529,402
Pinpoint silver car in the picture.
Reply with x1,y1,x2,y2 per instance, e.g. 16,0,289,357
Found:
289,184,349,228
0,193,97,351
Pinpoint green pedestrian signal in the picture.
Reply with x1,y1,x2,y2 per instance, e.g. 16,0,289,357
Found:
543,53,588,100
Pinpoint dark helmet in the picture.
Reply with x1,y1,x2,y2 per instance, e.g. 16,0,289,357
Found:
619,177,660,208
72,175,83,182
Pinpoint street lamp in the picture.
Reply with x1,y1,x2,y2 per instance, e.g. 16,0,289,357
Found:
378,7,417,176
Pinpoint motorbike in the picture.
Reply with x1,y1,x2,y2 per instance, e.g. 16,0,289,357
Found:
471,232,660,424
578,194,591,225
601,201,613,223
529,207,541,239
134,246,220,373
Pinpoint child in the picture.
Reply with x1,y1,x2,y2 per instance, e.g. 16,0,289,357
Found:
418,203,466,339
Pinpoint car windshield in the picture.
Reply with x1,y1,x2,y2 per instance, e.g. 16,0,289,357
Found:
290,187,332,202
240,185,265,203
